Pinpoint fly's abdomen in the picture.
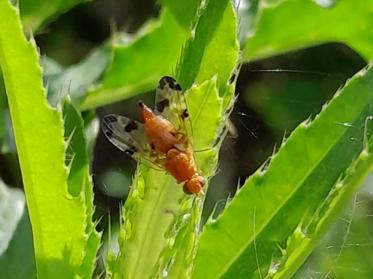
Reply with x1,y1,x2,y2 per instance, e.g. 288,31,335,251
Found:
165,149,196,182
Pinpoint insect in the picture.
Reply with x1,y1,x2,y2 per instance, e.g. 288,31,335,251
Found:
102,76,206,195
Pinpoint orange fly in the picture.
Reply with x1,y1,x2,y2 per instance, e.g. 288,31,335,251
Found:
102,76,205,195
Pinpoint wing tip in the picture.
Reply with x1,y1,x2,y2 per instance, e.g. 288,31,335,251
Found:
159,76,182,91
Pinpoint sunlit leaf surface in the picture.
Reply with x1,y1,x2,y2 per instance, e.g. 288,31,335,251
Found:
193,65,373,278
0,2,99,278
244,0,373,61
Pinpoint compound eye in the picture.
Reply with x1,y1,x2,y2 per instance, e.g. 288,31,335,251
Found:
183,183,193,195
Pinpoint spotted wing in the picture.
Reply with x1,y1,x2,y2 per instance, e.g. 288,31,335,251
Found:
155,76,190,136
102,114,163,168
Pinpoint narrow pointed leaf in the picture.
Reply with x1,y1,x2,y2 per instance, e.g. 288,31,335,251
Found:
0,1,98,277
19,0,90,32
111,78,223,279
62,100,101,277
0,180,26,256
0,209,36,279
192,65,373,278
176,0,239,92
244,0,373,62
44,48,109,107
110,0,239,277
80,10,188,110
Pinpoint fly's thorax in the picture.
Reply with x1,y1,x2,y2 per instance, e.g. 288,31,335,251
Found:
144,115,179,154
104,77,204,196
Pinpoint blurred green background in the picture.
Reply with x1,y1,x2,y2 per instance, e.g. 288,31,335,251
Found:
1,0,372,277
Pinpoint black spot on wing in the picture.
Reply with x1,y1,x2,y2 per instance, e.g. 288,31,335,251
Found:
181,109,189,119
159,76,182,91
159,76,175,89
124,120,138,132
125,146,137,155
156,99,170,113
103,115,118,124
172,82,182,91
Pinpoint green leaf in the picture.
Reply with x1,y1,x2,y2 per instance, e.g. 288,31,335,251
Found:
109,0,239,277
176,0,239,92
151,79,224,278
244,0,373,62
0,208,36,279
0,110,16,154
81,110,100,156
19,0,90,32
48,0,239,111
80,10,189,110
111,78,223,279
295,176,373,278
192,64,373,278
0,74,16,155
43,48,109,107
0,74,17,155
62,100,101,277
0,2,98,278
0,75,5,133
271,120,373,278
236,0,259,42
0,181,35,278
0,180,26,256
160,0,201,28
